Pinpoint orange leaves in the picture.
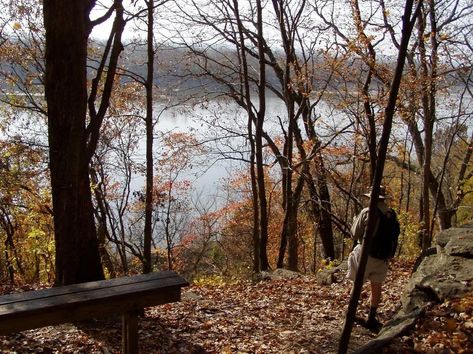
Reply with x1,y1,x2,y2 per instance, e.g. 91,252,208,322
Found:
323,145,353,158
388,291,473,353
106,81,143,114
157,131,205,175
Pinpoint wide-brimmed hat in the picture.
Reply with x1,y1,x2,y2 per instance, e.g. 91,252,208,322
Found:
363,185,389,199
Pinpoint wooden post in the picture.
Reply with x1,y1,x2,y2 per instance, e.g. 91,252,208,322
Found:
122,310,139,354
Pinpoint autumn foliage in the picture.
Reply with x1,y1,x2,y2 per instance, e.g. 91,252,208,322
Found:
0,0,471,295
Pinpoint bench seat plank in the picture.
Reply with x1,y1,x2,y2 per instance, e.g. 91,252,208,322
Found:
0,271,188,335
0,271,181,305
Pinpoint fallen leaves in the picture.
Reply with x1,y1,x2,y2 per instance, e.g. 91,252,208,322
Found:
385,291,473,353
0,259,415,353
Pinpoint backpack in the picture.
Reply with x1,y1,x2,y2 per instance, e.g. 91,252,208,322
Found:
369,208,400,260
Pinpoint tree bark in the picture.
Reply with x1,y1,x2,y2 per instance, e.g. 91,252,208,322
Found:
44,0,104,284
314,156,336,260
232,0,262,273
417,2,433,249
143,0,155,274
271,0,300,270
255,0,270,271
352,0,378,179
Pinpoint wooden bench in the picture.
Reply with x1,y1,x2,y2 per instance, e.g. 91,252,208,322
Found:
0,271,188,354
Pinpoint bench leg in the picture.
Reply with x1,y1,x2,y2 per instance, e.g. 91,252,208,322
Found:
122,310,139,354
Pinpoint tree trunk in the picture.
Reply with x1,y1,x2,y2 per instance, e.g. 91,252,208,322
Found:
255,0,270,271
277,121,296,269
143,0,155,274
44,0,104,285
418,6,432,249
298,98,336,261
232,0,262,273
287,206,299,271
314,158,336,260
90,167,116,278
276,152,290,269
352,0,378,180
338,1,418,351
4,249,14,284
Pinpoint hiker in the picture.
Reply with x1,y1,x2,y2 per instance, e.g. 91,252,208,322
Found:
347,185,400,332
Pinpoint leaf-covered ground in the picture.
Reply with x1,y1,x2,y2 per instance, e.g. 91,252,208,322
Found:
384,291,473,353
4,259,468,353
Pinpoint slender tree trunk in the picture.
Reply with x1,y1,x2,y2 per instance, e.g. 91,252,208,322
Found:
250,159,260,273
90,167,116,277
276,155,290,268
164,186,174,270
352,0,378,179
44,0,104,284
426,0,438,241
280,78,297,270
143,0,155,274
232,0,261,273
287,205,299,271
315,156,336,260
270,0,298,270
338,0,418,351
420,49,432,250
256,126,269,269
418,2,434,249
299,100,336,260
1,212,17,283
255,0,270,271
278,112,296,269
4,249,14,284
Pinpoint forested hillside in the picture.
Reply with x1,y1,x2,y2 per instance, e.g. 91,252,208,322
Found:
0,0,472,352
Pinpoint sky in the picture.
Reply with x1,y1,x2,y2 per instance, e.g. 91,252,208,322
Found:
90,1,116,40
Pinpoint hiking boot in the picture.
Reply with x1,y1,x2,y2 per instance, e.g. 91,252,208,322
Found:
365,317,383,333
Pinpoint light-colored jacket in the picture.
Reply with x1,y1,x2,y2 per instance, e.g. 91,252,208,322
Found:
351,201,390,243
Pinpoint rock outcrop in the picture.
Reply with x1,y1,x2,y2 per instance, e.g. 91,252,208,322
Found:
353,222,473,354
255,268,304,281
